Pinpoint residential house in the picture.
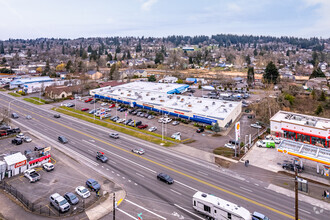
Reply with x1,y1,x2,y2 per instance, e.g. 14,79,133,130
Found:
45,85,83,100
86,70,103,80
121,69,148,79
159,76,178,83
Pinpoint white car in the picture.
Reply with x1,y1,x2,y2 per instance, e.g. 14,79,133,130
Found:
132,148,145,155
163,118,172,124
224,143,235,149
26,115,32,120
172,121,180,126
75,186,90,198
101,103,108,106
250,123,262,129
43,162,54,171
149,126,157,132
171,132,181,139
16,133,25,139
265,135,273,140
274,137,282,144
158,118,164,123
117,118,125,123
24,136,32,143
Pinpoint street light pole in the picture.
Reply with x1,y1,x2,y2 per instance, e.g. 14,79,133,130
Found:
94,96,95,120
8,100,16,117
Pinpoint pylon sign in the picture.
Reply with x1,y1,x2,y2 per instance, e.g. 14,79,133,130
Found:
235,122,240,141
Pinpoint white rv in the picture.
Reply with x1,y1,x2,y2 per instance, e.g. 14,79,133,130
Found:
193,191,252,220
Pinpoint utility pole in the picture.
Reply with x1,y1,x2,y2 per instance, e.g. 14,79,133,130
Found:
113,192,116,220
295,166,298,220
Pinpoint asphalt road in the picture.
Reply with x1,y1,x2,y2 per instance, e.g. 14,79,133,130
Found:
0,92,328,220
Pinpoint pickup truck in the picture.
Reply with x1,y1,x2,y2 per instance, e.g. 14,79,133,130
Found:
24,169,41,183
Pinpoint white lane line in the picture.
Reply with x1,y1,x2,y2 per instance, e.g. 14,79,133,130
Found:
83,139,157,174
111,161,117,164
111,171,114,173
88,149,93,153
117,174,120,176
298,208,311,214
136,173,145,178
122,177,126,179
128,180,131,182
106,168,109,171
134,183,138,186
101,166,104,168
116,208,136,219
126,199,166,220
175,180,198,192
170,189,182,195
197,171,208,176
174,204,204,220
254,183,259,186
165,159,173,163
240,186,253,193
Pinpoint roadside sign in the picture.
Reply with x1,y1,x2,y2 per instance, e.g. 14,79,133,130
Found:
235,122,240,141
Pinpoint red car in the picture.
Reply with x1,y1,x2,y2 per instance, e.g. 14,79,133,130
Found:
109,104,115,108
85,98,93,103
81,108,89,111
137,124,148,129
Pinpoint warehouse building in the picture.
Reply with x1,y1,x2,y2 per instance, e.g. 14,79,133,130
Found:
270,111,330,148
90,82,242,127
9,76,54,89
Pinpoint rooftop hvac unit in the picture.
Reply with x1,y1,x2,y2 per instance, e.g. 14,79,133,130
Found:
127,94,131,96
160,100,165,102
177,96,180,99
229,104,232,107
188,104,192,107
197,100,202,103
212,102,215,105
205,106,209,109
151,97,155,100
159,95,162,98
180,98,184,102
173,102,177,106
223,108,227,112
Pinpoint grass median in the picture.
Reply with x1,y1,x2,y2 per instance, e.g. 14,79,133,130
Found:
23,98,44,105
8,92,21,97
30,97,46,103
53,106,177,147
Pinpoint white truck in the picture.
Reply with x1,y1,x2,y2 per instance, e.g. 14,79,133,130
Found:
24,169,41,183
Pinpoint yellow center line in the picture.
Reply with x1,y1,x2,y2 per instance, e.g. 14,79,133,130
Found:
5,99,295,219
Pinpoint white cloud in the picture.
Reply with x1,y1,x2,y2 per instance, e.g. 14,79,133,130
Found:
141,0,158,11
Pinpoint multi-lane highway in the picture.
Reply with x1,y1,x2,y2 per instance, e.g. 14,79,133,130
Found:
0,92,328,220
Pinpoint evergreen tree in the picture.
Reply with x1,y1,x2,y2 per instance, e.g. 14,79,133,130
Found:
318,90,326,101
154,52,164,64
82,50,88,60
62,45,65,54
66,60,72,72
87,45,93,53
0,43,4,54
315,104,323,115
115,46,121,53
247,67,255,86
127,50,131,59
148,75,156,82
114,53,117,61
263,61,279,84
245,55,251,65
310,67,325,79
136,42,142,52
27,49,32,57
44,60,50,74
107,53,113,61
253,49,257,57
109,64,116,80
212,122,220,134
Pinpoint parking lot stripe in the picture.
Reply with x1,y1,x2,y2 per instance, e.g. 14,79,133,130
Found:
46,204,56,215
116,208,136,219
125,199,167,220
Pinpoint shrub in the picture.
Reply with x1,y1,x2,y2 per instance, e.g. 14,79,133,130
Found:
205,125,213,130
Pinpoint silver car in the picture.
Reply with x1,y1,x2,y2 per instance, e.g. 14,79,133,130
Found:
132,148,145,155
49,193,70,212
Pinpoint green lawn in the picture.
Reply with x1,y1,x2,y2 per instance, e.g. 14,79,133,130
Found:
30,97,46,103
8,92,21,97
53,106,176,146
23,98,44,105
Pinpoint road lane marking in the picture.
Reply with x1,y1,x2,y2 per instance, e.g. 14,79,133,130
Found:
116,208,136,219
298,208,311,214
174,204,204,220
197,171,208,176
3,98,295,219
240,187,253,193
136,173,145,178
175,180,198,192
170,189,182,195
88,149,93,153
125,199,166,220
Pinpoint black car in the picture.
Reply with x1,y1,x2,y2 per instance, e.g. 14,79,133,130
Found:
157,173,174,184
128,109,135,114
282,163,303,173
196,127,205,133
135,121,142,127
96,152,108,163
54,114,61,118
132,111,138,115
11,113,19,119
90,101,95,104
12,138,23,145
58,136,68,144
120,108,127,112
64,192,79,205
124,119,133,125
6,128,21,135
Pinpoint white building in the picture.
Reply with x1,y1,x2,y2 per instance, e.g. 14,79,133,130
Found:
3,152,28,178
270,111,330,148
90,82,242,128
158,76,178,83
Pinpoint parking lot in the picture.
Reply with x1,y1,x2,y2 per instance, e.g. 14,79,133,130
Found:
0,130,106,217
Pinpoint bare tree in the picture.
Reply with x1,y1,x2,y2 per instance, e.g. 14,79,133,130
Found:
0,107,11,125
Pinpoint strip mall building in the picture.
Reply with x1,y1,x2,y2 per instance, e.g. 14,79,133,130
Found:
270,111,330,148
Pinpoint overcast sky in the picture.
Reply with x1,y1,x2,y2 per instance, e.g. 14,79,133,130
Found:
0,0,329,40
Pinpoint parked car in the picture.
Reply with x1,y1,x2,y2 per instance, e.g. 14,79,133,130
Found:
147,115,155,120
81,108,89,111
157,173,174,184
132,148,145,155
24,169,41,183
58,136,68,144
135,121,142,127
86,178,101,191
16,133,25,139
224,143,235,149
34,146,45,151
11,113,19,119
85,98,93,103
24,136,32,143
49,193,70,212
148,126,157,132
101,102,108,106
247,114,255,119
125,119,133,125
172,121,180,126
137,124,148,129
171,132,181,139
96,151,108,163
128,121,135,126
282,163,303,173
103,113,111,118
75,186,90,198
250,123,262,129
128,109,135,114
117,118,125,123
109,133,119,139
63,192,79,205
90,100,95,104
109,104,115,108
265,135,273,140
54,114,61,118
132,111,138,115
162,118,172,124
196,127,205,133
43,163,54,171
89,109,96,114
12,138,23,145
274,137,282,144
26,115,32,120
144,114,150,118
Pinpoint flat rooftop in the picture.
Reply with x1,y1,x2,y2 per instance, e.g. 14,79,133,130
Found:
271,111,330,130
92,83,241,120
113,81,189,94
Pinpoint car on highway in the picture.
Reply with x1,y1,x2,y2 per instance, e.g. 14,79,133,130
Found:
58,136,68,144
81,108,89,111
157,173,174,184
250,123,262,129
224,143,235,149
85,98,93,103
96,152,108,163
49,193,70,212
43,162,54,171
282,163,303,173
86,178,101,191
274,137,282,144
132,148,145,155
11,113,19,119
252,211,270,220
172,121,180,126
75,186,90,198
137,124,148,129
12,138,23,145
24,136,32,143
54,114,61,118
196,127,205,133
26,115,32,120
64,192,79,205
148,126,157,132
109,133,119,139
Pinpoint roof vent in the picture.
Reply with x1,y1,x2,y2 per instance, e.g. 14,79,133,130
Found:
212,102,215,105
201,194,207,198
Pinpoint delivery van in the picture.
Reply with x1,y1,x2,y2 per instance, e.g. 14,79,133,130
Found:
256,140,275,148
